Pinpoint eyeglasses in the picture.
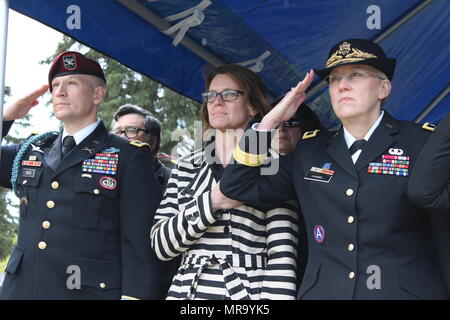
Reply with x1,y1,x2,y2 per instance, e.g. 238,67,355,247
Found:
112,127,148,139
202,90,244,103
324,71,386,86
280,121,301,128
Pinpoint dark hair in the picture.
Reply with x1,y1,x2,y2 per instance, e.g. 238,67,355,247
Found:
271,96,326,136
201,64,272,130
113,104,162,154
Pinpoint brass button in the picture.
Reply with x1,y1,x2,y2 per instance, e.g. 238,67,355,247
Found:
347,216,354,224
93,189,100,195
47,200,55,209
99,282,106,289
51,181,59,189
346,189,354,196
42,221,51,229
38,241,47,250
348,243,355,252
349,271,355,279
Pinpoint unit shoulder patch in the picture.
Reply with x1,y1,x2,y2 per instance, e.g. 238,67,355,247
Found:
302,129,321,140
129,140,150,148
422,122,436,132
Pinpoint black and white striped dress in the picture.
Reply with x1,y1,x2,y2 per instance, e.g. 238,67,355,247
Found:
151,147,299,300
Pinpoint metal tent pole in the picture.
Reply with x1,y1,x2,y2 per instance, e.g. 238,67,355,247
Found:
373,0,434,43
0,0,10,161
413,83,450,123
116,0,227,67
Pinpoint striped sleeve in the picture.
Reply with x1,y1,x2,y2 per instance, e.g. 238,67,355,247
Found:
260,203,299,300
150,164,219,261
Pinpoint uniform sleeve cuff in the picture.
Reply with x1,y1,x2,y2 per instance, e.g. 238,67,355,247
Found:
232,124,273,167
2,120,14,137
233,145,267,166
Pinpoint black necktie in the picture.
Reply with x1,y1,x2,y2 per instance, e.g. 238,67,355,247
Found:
349,139,367,156
62,135,76,158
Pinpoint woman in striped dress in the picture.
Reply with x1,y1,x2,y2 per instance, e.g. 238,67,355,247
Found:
151,65,299,300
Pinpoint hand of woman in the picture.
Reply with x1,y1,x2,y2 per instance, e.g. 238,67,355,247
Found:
259,70,315,131
211,181,244,212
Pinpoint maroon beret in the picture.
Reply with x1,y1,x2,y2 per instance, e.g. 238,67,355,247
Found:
48,51,106,92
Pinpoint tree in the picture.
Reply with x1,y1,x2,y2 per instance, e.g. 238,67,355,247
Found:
44,36,202,157
0,86,19,261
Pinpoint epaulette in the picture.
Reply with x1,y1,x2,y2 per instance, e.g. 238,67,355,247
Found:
129,140,150,148
302,129,321,140
422,122,436,132
34,131,58,147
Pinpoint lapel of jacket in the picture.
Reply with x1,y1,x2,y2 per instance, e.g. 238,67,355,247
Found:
44,128,63,172
51,121,109,178
326,127,358,180
354,111,398,172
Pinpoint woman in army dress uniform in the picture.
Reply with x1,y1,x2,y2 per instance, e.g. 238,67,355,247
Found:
220,39,449,299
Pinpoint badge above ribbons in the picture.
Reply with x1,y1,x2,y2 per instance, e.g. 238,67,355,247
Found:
368,149,409,176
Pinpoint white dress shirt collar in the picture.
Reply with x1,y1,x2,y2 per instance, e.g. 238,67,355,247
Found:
62,119,101,145
343,110,384,163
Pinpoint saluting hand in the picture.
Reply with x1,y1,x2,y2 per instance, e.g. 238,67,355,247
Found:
259,70,315,131
3,84,49,121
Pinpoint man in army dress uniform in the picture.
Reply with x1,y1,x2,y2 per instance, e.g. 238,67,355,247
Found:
0,51,164,299
220,39,449,299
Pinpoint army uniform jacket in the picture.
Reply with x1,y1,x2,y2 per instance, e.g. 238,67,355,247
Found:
221,111,449,300
407,111,450,294
0,121,164,300
408,111,450,214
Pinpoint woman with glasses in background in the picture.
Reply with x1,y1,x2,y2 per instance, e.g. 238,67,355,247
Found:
271,98,325,156
150,64,301,300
